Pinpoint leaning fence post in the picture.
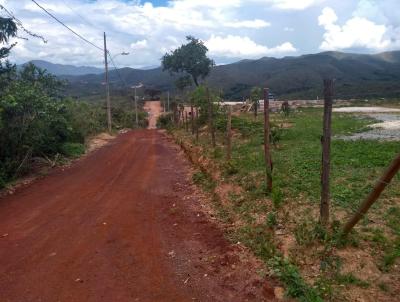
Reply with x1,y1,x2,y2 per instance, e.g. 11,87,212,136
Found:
320,79,334,226
263,88,272,192
342,153,400,236
207,88,216,148
226,105,232,161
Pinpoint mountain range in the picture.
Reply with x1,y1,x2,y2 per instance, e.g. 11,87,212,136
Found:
19,60,104,76
22,51,400,100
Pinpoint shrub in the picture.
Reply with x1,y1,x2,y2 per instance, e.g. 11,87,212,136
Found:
60,143,85,158
157,113,174,128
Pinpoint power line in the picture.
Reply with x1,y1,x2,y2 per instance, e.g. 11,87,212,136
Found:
60,0,100,30
30,0,103,52
107,52,130,89
0,4,47,43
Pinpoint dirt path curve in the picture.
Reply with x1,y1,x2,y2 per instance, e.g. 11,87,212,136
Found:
144,100,162,129
0,130,277,302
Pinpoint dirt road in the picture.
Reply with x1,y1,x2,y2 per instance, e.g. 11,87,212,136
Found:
144,101,162,129
0,130,277,302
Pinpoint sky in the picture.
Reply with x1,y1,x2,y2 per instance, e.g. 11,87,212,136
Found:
1,0,400,68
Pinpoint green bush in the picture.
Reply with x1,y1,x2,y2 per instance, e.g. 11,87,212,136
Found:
60,143,85,158
157,113,174,128
0,64,111,185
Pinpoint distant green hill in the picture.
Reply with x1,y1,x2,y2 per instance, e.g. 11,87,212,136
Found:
19,60,103,76
58,50,400,100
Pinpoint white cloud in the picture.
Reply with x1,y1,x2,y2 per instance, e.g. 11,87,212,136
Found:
205,35,296,58
267,0,325,10
318,7,390,51
130,39,148,50
224,19,271,29
4,0,399,68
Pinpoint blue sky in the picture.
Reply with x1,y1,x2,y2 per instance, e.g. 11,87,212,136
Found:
1,0,399,68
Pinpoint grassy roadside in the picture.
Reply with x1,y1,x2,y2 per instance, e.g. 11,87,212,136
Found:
170,107,400,301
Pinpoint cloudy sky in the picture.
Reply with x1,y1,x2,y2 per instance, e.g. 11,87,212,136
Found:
1,0,399,68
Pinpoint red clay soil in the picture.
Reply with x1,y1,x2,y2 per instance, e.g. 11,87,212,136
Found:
0,130,278,302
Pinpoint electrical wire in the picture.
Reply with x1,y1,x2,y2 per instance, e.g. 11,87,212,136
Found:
30,0,103,52
107,51,130,89
60,0,100,30
0,4,47,43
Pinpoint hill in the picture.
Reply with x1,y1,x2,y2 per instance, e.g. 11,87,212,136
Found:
41,51,400,100
19,60,103,76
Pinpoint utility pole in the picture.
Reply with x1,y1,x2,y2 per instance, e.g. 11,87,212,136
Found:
131,83,143,128
103,32,111,133
134,87,138,127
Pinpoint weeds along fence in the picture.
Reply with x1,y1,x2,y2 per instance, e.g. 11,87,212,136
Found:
169,82,400,236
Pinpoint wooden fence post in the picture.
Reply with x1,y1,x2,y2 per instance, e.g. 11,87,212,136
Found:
320,79,334,226
185,111,188,132
207,88,216,148
195,107,199,142
263,88,272,192
180,109,184,128
342,153,400,236
191,101,194,135
226,105,232,161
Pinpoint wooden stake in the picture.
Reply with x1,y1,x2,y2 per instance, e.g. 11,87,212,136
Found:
190,100,194,135
207,88,216,148
185,111,188,132
263,88,272,192
343,153,400,235
320,79,334,226
195,107,199,142
226,106,232,161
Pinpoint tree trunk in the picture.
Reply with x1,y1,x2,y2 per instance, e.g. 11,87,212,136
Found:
193,76,199,87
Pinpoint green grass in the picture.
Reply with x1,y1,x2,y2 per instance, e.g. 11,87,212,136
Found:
60,142,85,158
175,107,400,301
225,109,399,210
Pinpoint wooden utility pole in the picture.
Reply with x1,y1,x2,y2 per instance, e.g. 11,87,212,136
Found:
134,86,139,127
207,88,216,148
103,32,111,133
320,79,334,226
226,106,232,161
263,88,272,192
343,153,400,236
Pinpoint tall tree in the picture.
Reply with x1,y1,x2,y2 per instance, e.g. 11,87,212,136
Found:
0,17,17,60
162,36,214,87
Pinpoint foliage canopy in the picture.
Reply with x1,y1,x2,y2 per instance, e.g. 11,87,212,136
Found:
162,36,214,87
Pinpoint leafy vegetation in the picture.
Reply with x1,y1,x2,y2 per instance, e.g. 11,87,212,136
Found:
172,103,400,301
162,36,214,87
0,21,147,188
